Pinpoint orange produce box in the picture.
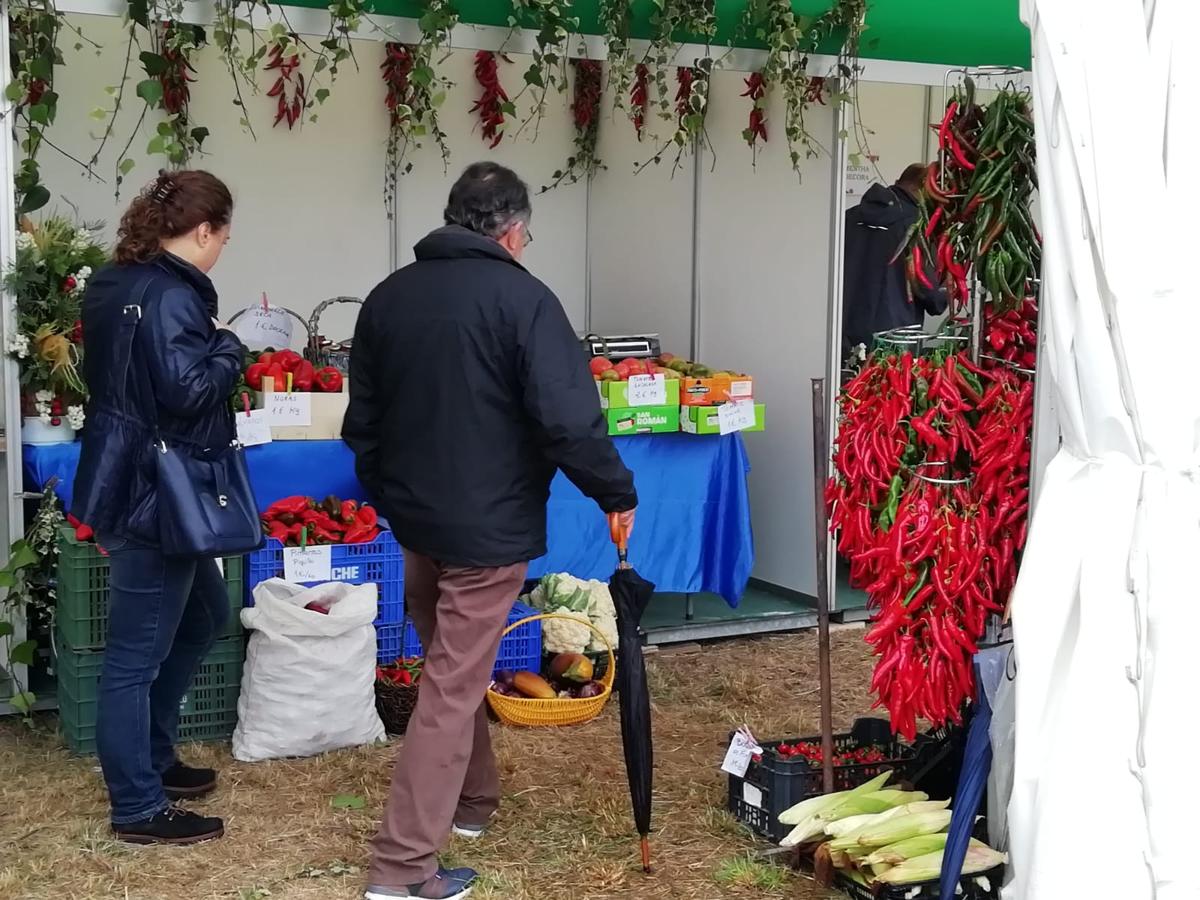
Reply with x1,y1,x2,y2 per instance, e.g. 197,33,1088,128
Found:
680,374,754,406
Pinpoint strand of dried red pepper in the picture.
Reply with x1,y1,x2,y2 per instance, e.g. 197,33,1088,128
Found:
471,51,508,148
265,39,305,129
630,63,650,141
741,71,768,150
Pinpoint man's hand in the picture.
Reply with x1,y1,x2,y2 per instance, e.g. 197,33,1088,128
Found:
616,507,636,537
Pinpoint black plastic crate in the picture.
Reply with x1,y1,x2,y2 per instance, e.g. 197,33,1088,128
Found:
836,864,1004,900
727,718,913,844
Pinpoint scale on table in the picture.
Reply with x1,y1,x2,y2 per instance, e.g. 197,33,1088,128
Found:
579,333,662,360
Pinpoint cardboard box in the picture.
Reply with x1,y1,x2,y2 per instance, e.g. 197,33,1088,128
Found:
601,377,681,409
680,374,754,406
606,405,680,436
254,375,348,440
681,403,765,435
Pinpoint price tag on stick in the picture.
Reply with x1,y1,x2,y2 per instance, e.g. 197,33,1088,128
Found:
236,409,273,446
721,726,763,778
283,545,332,583
627,373,667,407
717,401,757,435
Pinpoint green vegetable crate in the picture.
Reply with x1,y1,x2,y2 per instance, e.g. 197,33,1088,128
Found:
56,527,244,650
56,637,244,756
605,405,680,436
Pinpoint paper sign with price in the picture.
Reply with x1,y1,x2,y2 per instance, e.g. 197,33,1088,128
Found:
283,545,332,583
235,409,273,447
234,304,294,351
626,373,667,407
265,392,312,427
717,400,757,435
721,729,763,778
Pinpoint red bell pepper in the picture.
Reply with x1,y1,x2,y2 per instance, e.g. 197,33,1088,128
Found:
275,349,303,373
264,362,286,392
314,366,343,393
245,362,268,392
291,359,315,392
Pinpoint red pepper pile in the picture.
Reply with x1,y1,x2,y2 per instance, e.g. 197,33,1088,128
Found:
471,51,508,148
265,39,305,130
828,350,1033,739
244,349,343,394
774,741,887,766
741,71,768,149
985,297,1038,370
377,657,423,687
262,495,380,546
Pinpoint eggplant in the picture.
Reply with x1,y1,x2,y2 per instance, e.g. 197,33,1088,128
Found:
576,680,604,699
496,669,516,686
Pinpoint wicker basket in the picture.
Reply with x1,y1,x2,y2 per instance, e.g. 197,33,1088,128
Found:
375,680,418,736
306,296,363,373
486,613,615,727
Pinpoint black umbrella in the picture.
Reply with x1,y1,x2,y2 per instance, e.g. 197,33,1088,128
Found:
608,513,657,873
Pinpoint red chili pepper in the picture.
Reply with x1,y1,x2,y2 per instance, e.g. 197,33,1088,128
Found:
471,51,508,148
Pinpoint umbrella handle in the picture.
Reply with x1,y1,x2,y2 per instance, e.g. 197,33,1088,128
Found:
608,512,630,566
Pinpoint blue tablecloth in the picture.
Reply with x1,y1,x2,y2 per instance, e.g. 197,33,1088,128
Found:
24,434,753,606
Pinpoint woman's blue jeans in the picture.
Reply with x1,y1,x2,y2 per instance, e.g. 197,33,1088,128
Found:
96,535,229,825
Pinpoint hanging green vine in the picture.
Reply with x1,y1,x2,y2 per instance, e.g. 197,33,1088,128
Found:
506,0,579,137
541,57,603,192
636,57,711,177
598,0,634,116
4,0,66,215
645,0,716,120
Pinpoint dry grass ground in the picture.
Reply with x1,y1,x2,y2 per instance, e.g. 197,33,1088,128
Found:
0,628,874,900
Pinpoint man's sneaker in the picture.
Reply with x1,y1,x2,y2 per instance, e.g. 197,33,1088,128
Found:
364,867,478,900
162,763,218,801
451,822,487,839
113,806,224,845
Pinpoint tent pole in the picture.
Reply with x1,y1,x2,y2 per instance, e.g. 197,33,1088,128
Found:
688,137,702,361
811,377,835,795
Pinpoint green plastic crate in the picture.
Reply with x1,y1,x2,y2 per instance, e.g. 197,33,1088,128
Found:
56,637,244,756
56,528,245,650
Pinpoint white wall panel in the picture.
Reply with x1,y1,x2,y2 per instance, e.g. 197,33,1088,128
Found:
696,68,836,595
586,92,695,352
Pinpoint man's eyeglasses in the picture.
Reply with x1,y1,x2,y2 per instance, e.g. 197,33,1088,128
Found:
523,226,533,247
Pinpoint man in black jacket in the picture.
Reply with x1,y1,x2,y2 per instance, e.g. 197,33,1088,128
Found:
345,162,637,900
841,164,948,357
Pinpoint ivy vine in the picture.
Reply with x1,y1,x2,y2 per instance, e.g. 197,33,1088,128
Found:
507,0,579,138
541,57,603,192
382,0,457,217
598,0,634,116
636,57,711,177
4,0,66,214
645,0,716,120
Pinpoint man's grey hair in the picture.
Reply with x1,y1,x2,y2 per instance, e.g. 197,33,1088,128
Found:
444,162,532,239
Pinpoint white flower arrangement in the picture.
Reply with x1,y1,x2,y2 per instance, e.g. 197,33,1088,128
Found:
66,405,85,430
6,332,30,359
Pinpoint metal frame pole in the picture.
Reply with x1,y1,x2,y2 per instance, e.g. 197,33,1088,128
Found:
688,137,703,361
811,378,835,794
1,0,32,712
823,70,850,615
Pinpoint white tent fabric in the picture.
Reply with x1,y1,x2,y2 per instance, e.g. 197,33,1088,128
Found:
1007,2,1197,898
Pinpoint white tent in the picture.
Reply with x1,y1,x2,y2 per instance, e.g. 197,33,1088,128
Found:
1006,2,1196,897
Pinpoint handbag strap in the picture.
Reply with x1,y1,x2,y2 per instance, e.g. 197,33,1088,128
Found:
115,274,163,443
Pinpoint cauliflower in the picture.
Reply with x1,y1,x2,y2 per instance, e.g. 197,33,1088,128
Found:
541,607,592,655
528,573,621,653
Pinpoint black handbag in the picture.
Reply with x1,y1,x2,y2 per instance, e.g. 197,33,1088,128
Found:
118,278,263,559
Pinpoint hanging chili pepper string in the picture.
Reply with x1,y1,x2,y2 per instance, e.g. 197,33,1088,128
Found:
630,63,650,141
265,38,306,130
741,71,768,157
471,50,509,148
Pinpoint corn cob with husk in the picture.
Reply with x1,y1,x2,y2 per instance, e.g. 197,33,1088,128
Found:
828,810,953,852
781,793,897,847
876,845,1007,884
862,833,990,867
823,798,947,839
777,771,892,825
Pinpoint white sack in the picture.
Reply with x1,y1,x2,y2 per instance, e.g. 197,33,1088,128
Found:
233,578,385,761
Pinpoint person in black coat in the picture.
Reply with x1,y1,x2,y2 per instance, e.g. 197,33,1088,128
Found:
73,171,243,846
346,162,637,900
841,164,949,357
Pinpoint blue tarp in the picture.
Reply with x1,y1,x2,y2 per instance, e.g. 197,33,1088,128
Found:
24,433,754,606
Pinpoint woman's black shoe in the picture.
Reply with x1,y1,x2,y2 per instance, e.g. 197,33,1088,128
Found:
162,763,218,800
113,806,224,845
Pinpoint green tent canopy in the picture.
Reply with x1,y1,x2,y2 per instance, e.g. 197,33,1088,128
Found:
278,0,1030,69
